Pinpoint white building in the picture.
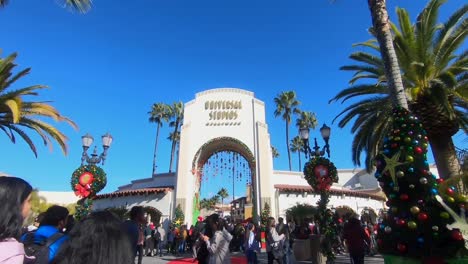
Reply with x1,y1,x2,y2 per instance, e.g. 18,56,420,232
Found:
93,88,395,225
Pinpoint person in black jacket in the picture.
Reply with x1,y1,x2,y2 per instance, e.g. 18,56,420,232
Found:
122,206,145,260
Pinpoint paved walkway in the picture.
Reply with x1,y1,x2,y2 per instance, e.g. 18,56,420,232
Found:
141,252,384,264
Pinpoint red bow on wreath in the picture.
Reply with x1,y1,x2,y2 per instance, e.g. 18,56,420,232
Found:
74,184,91,198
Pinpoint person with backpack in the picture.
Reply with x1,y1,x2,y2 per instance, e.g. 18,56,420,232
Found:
266,217,285,264
22,205,69,264
244,223,260,264
0,177,33,264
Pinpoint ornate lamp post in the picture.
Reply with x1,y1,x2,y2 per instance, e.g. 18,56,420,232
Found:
300,124,331,159
72,132,113,220
301,124,338,263
81,133,113,165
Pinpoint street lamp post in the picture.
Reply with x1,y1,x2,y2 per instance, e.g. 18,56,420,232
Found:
81,133,113,166
300,124,331,159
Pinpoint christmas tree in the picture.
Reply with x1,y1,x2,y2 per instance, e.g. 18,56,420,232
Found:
261,202,271,229
173,204,185,228
375,107,466,259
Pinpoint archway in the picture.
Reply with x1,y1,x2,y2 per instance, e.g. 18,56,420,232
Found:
191,137,256,224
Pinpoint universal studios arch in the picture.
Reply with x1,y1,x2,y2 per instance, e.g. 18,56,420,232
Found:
175,88,276,224
93,88,386,227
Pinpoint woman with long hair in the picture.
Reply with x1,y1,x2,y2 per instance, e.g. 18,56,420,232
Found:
266,217,284,264
244,223,260,264
52,211,133,264
200,214,232,264
0,177,33,263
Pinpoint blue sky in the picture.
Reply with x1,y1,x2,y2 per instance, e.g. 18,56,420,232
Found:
0,0,466,196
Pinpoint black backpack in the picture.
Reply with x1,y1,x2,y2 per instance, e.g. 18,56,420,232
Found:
23,232,64,264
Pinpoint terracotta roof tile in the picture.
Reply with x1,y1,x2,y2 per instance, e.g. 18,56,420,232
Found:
93,187,173,200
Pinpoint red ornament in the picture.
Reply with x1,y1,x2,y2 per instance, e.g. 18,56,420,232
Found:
400,194,409,201
397,243,407,253
447,188,455,196
398,219,406,226
314,165,329,178
451,230,464,241
414,147,423,154
391,143,399,148
436,179,444,184
418,213,428,221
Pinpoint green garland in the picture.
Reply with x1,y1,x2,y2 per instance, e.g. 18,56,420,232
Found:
304,156,339,262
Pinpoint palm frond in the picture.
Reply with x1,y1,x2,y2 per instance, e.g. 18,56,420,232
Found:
6,125,38,157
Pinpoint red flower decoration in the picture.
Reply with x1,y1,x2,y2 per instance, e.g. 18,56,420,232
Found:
314,165,329,178
79,172,94,186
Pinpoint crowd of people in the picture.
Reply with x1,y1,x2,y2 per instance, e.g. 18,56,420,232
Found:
0,176,378,264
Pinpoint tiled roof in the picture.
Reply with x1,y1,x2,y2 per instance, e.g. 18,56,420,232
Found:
94,187,173,200
274,184,386,201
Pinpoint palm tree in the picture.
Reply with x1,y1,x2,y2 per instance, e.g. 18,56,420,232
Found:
271,146,280,159
168,102,184,173
148,103,170,175
296,110,318,133
330,0,467,178
0,0,92,13
217,188,229,205
367,0,409,109
0,53,77,157
274,91,301,171
290,136,304,171
200,198,210,210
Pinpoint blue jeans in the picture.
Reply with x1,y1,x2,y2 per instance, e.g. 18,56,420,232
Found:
246,250,258,264
283,240,290,264
178,240,186,253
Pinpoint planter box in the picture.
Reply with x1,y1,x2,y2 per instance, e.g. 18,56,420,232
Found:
293,238,311,261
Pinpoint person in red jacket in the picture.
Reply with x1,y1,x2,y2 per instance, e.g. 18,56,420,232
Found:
343,216,370,264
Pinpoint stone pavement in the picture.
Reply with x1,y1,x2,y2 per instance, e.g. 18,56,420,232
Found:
141,252,385,264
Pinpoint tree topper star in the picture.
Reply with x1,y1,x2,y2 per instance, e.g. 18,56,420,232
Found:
381,151,406,188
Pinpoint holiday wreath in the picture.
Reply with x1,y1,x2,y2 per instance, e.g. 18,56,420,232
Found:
304,156,338,192
71,165,107,198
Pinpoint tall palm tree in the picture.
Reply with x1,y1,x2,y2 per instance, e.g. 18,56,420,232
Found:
217,188,229,215
168,102,184,173
330,0,467,178
0,0,92,13
296,110,318,132
148,103,170,175
367,0,409,109
290,136,304,171
0,53,77,157
274,91,301,171
271,146,280,159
